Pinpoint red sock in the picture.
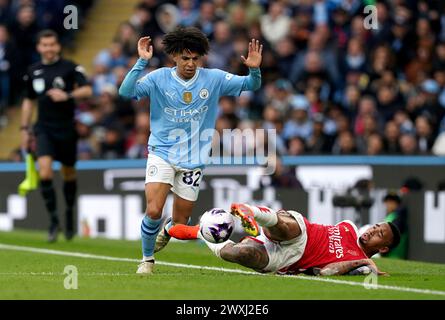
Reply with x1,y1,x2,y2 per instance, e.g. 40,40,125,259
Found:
168,224,200,240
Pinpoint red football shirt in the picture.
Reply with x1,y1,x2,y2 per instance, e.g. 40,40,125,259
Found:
280,218,368,274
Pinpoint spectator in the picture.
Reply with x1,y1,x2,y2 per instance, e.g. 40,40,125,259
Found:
130,2,161,37
287,136,306,156
99,123,125,159
227,3,248,35
366,133,384,156
94,41,129,71
0,0,10,24
126,127,148,159
177,0,199,27
267,78,294,115
76,114,96,160
387,19,413,72
332,130,357,155
375,85,403,122
394,110,415,135
340,37,367,77
206,20,233,70
227,0,263,29
382,192,408,259
415,115,434,154
260,1,291,46
114,22,139,57
289,5,312,50
369,45,395,82
155,3,180,34
290,31,339,93
399,133,418,155
306,113,333,154
260,156,303,189
8,5,39,76
194,1,216,38
356,114,379,154
334,112,351,136
383,121,401,154
274,36,297,79
341,84,361,115
354,96,380,136
282,94,313,142
234,91,254,120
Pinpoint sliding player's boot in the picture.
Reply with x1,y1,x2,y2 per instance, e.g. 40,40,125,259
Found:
154,218,171,253
230,203,260,236
136,259,154,275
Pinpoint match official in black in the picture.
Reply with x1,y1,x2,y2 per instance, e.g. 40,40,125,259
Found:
20,30,93,242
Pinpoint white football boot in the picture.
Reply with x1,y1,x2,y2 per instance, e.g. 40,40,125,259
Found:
136,260,154,275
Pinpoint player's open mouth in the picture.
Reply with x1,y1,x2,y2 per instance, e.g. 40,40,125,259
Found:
361,233,369,243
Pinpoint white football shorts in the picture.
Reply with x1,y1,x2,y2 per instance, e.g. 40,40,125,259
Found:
255,210,308,273
145,153,203,202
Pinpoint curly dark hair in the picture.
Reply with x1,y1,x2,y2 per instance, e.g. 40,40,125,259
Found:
162,27,210,56
388,221,401,250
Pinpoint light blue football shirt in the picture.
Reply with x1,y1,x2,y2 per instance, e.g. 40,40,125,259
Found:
130,64,259,169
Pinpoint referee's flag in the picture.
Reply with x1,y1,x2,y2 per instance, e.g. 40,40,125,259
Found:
18,153,39,196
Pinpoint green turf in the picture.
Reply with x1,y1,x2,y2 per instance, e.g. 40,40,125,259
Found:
0,230,444,300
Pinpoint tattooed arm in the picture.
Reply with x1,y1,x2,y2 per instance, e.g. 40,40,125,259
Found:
314,259,387,276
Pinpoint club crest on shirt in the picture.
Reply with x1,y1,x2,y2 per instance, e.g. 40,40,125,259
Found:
199,88,209,99
32,78,45,94
53,76,66,89
33,69,43,76
183,91,192,104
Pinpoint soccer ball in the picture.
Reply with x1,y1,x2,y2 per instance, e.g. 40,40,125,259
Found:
199,208,234,243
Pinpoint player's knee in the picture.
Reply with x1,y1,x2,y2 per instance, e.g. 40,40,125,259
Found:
145,204,163,219
274,213,302,241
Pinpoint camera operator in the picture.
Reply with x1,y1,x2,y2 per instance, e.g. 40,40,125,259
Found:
381,192,408,259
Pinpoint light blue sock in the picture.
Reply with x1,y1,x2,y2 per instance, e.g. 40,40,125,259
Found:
141,215,162,260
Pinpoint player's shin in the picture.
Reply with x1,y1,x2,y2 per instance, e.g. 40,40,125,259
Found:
140,215,162,261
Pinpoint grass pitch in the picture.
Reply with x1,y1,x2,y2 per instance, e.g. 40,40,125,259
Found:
0,230,444,300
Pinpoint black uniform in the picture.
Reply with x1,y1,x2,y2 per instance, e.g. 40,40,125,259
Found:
24,58,88,166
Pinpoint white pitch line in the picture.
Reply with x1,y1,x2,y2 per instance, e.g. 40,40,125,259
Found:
1,243,444,297
0,272,135,276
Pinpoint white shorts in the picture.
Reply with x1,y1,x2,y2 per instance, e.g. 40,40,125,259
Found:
145,154,203,202
254,210,308,273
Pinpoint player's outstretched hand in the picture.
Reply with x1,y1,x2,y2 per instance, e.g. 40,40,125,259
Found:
241,39,263,68
365,259,388,276
138,36,153,61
